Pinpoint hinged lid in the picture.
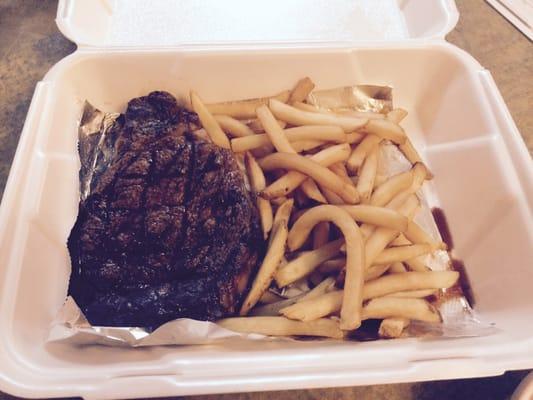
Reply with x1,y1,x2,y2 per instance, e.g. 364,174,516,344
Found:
56,0,459,48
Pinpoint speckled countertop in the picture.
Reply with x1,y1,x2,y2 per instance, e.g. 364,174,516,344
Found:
0,0,531,399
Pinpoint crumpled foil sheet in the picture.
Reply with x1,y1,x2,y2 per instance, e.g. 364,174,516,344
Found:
48,86,494,347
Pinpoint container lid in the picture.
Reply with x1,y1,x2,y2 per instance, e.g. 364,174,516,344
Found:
56,0,459,48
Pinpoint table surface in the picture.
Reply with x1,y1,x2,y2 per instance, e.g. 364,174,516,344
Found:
0,0,531,399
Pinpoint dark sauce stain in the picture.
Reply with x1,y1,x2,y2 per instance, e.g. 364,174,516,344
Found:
431,207,475,307
347,319,381,341
432,207,454,251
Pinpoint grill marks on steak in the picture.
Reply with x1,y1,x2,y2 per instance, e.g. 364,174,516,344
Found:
68,91,263,329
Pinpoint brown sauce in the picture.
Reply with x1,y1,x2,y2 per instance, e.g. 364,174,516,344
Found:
431,207,475,306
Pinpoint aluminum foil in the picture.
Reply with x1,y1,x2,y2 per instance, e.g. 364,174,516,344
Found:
48,86,494,347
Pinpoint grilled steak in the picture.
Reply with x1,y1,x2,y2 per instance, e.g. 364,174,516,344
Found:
68,91,264,330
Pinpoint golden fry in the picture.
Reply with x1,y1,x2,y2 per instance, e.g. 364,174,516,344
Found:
214,115,255,137
289,77,316,103
206,90,290,119
386,108,408,124
259,153,359,204
378,317,410,338
240,199,293,315
362,271,459,300
290,140,326,152
356,144,380,204
275,239,343,287
269,99,368,133
364,264,391,282
281,290,343,321
365,118,406,144
298,277,336,303
256,105,296,153
301,179,327,203
388,262,408,273
338,205,408,231
288,205,365,330
362,297,441,322
370,170,414,207
245,152,273,238
364,195,419,268
374,244,432,265
190,91,230,149
346,134,381,173
261,143,351,198
218,316,345,339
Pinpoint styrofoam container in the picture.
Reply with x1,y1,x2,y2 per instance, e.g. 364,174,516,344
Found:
0,0,532,398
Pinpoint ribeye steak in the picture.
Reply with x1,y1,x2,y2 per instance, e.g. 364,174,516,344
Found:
67,91,263,330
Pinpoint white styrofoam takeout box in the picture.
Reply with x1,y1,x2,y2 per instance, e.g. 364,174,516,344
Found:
0,0,532,398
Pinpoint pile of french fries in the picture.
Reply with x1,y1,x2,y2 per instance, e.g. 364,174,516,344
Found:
190,77,459,340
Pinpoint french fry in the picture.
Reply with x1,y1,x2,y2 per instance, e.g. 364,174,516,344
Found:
335,109,387,119
370,170,414,207
190,91,231,149
240,199,293,315
292,101,327,113
245,152,273,238
298,277,336,303
319,185,345,205
290,101,324,113
313,221,330,249
206,90,290,119
287,205,365,330
383,289,438,298
269,99,368,133
389,262,408,273
289,77,316,103
356,144,380,204
214,115,255,137
286,125,346,142
270,196,289,207
362,297,441,323
405,220,447,250
318,257,345,274
290,140,326,152
217,316,345,339
261,143,351,198
301,179,327,203
364,195,419,268
346,132,365,144
374,244,432,265
258,153,359,204
378,317,410,338
374,174,388,187
337,205,408,231
399,140,434,178
405,257,430,272
329,162,350,182
259,290,284,304
250,293,305,316
281,290,343,321
275,239,343,287
346,134,382,173
288,269,451,322
386,108,408,124
362,271,459,300
365,118,407,144
256,105,296,153
248,117,287,133
364,264,391,282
